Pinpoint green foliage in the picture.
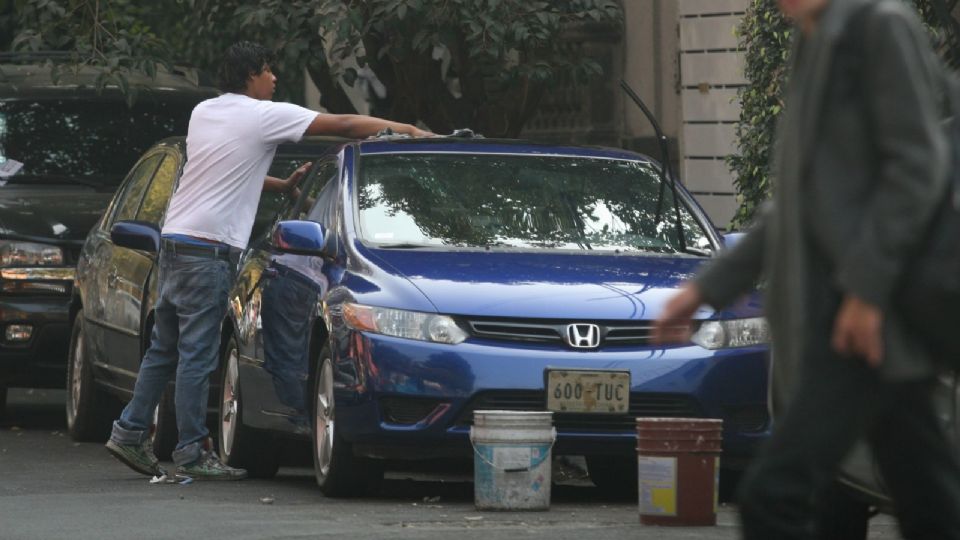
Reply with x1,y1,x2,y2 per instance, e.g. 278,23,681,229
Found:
6,0,622,134
728,0,948,228
8,0,173,105
218,0,622,135
727,0,792,228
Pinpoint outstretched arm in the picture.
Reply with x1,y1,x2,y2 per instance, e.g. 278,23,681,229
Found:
304,114,432,139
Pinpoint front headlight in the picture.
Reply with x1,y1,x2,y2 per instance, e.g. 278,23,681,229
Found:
0,241,64,267
342,303,468,344
692,318,769,349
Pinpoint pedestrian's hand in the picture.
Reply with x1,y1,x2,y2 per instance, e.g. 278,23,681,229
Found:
652,282,704,345
831,294,884,367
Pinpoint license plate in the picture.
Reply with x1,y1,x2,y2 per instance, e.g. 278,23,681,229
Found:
546,369,630,413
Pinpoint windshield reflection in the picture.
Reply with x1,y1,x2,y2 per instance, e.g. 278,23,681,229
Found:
0,99,194,183
357,154,711,254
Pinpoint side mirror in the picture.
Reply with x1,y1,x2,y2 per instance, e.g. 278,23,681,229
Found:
272,220,328,256
721,232,746,250
111,220,161,253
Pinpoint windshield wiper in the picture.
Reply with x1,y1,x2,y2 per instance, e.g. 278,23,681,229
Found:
620,80,687,253
373,242,435,249
3,174,110,190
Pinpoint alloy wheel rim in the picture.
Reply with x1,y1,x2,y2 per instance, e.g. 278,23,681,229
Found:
68,324,84,426
315,359,334,477
221,347,239,457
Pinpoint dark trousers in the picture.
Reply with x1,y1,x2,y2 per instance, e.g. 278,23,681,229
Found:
738,326,960,539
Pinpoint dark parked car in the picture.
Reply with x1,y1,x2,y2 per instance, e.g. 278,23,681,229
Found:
207,137,770,495
67,136,342,455
0,56,217,415
833,374,959,517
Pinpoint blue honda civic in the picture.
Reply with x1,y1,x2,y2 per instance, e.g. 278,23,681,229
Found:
119,136,771,496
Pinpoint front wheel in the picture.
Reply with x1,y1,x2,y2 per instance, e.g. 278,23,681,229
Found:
217,336,279,478
0,386,7,419
313,346,383,497
65,311,119,441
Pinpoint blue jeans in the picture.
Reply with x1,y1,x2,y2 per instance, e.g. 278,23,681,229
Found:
110,242,236,466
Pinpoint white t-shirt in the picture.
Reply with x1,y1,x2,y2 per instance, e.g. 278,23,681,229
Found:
162,93,318,248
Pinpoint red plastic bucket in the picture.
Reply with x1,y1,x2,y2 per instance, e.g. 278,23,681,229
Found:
636,417,723,526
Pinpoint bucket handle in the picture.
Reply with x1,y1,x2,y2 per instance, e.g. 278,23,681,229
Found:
469,428,557,473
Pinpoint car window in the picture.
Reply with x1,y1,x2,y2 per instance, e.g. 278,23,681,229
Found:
106,154,163,229
295,160,339,223
249,153,323,242
0,98,196,185
356,153,712,254
136,153,181,225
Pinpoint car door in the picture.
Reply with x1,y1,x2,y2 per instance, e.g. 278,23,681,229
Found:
101,150,182,386
86,152,163,385
240,157,340,432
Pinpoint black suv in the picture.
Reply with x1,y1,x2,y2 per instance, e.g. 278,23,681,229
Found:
0,56,217,414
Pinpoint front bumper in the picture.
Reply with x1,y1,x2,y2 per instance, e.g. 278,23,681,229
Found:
0,268,74,388
330,330,771,469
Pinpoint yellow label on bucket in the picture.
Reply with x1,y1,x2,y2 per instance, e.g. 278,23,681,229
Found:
638,456,677,516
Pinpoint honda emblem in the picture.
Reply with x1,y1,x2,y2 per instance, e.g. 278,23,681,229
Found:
565,323,601,349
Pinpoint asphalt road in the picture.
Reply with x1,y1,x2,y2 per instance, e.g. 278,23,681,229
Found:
0,388,899,540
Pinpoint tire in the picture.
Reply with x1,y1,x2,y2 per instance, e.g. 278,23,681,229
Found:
586,455,637,500
0,386,7,419
217,336,279,478
313,345,383,497
65,311,120,441
151,387,177,462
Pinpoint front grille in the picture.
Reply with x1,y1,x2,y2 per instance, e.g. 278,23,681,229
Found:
604,323,659,344
468,321,561,343
455,391,703,432
465,317,680,348
380,396,445,425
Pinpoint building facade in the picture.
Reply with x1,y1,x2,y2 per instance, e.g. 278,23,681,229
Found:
521,0,748,229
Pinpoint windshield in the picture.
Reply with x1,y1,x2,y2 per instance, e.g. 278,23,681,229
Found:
0,98,196,184
357,153,713,254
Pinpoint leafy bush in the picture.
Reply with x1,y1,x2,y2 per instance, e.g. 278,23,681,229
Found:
728,0,950,227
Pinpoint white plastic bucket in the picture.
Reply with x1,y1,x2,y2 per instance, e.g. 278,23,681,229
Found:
470,410,557,511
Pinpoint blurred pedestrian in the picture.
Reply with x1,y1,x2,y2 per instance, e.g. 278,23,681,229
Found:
105,41,431,480
653,0,960,537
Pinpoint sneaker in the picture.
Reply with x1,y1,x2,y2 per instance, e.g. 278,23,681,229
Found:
105,439,164,476
176,450,247,480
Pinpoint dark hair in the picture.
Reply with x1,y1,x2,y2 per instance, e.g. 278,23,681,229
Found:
217,41,276,93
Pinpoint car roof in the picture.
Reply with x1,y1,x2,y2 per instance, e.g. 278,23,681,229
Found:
153,135,351,155
149,135,650,164
0,63,217,99
354,137,656,163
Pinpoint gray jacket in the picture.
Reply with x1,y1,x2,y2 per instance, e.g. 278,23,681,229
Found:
696,0,949,410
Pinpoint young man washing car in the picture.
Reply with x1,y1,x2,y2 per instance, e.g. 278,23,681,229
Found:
105,41,431,480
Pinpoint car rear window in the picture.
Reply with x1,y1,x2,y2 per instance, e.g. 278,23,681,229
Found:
0,97,197,185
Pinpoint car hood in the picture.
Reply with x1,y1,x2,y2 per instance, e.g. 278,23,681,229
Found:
365,249,761,320
0,189,112,243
